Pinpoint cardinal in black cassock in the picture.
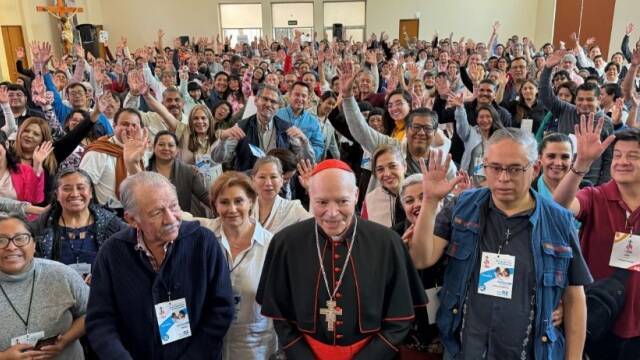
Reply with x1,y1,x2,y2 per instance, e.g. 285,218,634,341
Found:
257,159,426,360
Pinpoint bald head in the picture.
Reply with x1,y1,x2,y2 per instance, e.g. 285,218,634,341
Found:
309,169,358,237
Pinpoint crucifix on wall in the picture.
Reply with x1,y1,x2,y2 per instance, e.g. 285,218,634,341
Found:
36,0,84,55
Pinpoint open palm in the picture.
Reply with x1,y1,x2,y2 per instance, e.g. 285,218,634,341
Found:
420,150,464,202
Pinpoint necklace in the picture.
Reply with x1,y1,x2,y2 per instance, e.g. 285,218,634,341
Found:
314,217,358,331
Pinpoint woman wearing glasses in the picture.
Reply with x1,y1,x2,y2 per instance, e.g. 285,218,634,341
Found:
0,215,89,359
31,169,126,281
452,93,504,186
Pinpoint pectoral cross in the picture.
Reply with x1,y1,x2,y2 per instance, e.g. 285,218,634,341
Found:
505,228,512,240
319,300,342,331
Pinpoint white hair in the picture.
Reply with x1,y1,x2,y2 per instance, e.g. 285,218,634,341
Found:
486,128,539,163
119,171,176,215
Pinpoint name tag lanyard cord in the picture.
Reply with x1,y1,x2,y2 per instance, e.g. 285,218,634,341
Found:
492,215,530,255
0,270,36,334
315,216,358,303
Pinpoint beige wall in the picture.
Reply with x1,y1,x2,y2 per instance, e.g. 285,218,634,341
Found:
534,0,556,47
0,0,103,81
365,0,544,45
609,0,639,59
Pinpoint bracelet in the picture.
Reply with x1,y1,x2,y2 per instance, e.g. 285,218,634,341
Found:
570,166,588,176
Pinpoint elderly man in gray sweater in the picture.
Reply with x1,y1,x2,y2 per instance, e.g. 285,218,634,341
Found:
540,49,614,185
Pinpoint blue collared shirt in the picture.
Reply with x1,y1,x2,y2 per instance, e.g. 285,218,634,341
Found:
276,106,324,161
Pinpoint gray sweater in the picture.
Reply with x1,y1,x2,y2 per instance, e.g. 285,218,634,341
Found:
539,66,613,185
0,258,89,359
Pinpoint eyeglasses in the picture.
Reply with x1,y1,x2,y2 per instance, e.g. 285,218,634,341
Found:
0,233,32,249
409,125,435,134
483,162,533,177
68,91,86,97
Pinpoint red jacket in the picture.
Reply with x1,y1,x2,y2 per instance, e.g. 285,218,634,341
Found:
10,163,45,204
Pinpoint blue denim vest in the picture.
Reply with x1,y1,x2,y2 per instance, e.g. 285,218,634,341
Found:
436,188,577,359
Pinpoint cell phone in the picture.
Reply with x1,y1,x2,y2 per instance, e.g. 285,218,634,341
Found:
34,335,58,350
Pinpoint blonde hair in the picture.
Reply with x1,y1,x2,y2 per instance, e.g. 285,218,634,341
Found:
209,171,257,217
187,104,216,153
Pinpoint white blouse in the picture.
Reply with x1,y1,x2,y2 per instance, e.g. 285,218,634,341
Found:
253,195,312,234
199,218,277,360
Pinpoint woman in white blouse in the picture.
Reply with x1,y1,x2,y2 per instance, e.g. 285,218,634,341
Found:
205,171,276,360
251,156,312,234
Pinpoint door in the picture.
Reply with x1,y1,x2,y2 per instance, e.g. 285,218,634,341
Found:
553,0,616,59
1,26,27,82
399,19,419,48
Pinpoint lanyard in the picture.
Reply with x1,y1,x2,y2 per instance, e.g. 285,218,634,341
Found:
227,247,251,274
0,270,36,333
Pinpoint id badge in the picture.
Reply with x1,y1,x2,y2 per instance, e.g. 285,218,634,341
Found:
424,287,440,325
154,298,192,345
609,232,640,271
11,331,44,346
69,263,91,277
477,252,515,299
195,154,222,187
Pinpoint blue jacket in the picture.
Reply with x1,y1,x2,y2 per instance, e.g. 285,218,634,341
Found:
437,188,577,360
235,114,292,172
86,221,234,360
276,106,324,161
43,72,113,135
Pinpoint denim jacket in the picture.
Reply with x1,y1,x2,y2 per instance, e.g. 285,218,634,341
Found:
437,188,577,359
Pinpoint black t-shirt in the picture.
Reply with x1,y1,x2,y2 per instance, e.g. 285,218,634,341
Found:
434,194,592,360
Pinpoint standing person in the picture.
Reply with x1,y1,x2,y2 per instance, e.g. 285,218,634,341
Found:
211,84,315,172
540,49,614,185
411,129,592,359
201,171,277,359
257,159,426,359
86,171,234,359
553,121,640,360
275,81,325,161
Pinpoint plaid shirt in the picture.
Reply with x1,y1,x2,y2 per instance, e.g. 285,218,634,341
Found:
134,229,173,272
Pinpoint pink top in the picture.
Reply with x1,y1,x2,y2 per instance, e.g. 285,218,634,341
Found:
10,163,45,205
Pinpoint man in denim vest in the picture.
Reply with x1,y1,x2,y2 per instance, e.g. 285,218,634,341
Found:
410,128,592,359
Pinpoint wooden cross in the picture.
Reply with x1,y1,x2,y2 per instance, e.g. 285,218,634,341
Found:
319,300,342,331
36,0,83,17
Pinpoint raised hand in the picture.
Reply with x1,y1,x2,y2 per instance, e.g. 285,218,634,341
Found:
585,37,596,46
611,98,624,125
33,141,54,175
545,49,568,68
74,43,85,59
407,63,420,81
123,127,149,168
0,86,8,105
38,42,52,64
448,92,465,108
626,22,636,36
30,41,40,61
338,60,357,97
491,21,501,34
451,170,471,197
420,150,465,203
96,92,113,115
296,158,314,190
127,70,148,96
573,113,615,168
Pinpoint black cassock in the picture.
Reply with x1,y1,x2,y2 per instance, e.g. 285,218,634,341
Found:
257,217,427,359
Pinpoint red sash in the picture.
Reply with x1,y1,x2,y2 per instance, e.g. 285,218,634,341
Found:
303,334,371,360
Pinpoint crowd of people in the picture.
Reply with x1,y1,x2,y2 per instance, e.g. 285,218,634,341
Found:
0,17,640,360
